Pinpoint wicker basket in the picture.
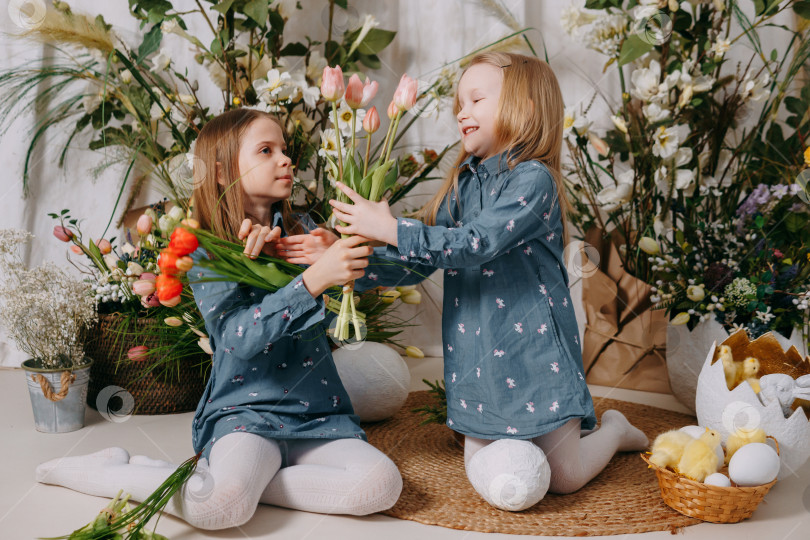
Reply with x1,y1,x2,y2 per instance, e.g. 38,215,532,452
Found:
84,314,209,415
640,436,779,523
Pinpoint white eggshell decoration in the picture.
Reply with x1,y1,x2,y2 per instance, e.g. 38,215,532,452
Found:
332,342,410,422
728,442,780,487
695,339,810,480
668,320,808,413
679,425,724,463
704,473,731,487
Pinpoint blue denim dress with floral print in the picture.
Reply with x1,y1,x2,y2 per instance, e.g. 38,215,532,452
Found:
189,210,365,460
356,152,597,439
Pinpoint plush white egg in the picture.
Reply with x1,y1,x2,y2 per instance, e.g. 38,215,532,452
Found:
704,472,731,487
679,425,724,463
728,443,780,487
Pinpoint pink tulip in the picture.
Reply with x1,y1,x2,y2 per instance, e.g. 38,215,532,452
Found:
70,245,82,255
132,279,156,296
53,225,73,242
97,239,112,254
176,256,193,273
588,132,609,157
139,272,157,282
127,345,149,362
160,295,182,307
387,100,397,120
136,214,153,236
393,74,418,112
363,106,380,134
140,293,161,308
320,65,345,102
361,77,378,107
344,74,364,108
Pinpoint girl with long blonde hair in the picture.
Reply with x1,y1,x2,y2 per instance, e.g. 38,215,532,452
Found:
286,52,649,511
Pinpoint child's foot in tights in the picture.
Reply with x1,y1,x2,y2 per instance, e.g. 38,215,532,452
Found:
35,447,130,489
601,410,649,451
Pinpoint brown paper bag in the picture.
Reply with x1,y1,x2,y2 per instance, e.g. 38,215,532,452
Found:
580,228,671,394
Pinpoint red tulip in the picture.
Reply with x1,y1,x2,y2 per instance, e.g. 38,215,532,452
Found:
344,73,364,108
158,249,180,276
53,226,73,242
168,227,199,256
320,65,344,102
363,106,380,134
127,345,149,362
393,73,418,112
136,214,153,235
97,239,112,254
155,274,183,300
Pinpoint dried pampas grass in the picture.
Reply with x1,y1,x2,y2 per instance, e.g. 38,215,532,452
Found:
18,7,114,54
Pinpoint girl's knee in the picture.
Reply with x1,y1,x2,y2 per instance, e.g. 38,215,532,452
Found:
182,478,260,529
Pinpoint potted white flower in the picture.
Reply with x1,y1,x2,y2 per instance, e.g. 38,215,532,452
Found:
0,229,97,432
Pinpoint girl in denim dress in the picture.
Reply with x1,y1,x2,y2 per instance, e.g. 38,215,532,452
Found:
283,53,649,512
35,109,401,530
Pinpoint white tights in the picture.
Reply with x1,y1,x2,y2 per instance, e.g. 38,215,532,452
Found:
35,433,402,530
464,410,649,511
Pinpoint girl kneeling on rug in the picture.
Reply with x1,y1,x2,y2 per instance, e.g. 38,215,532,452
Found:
35,109,402,530
277,52,649,512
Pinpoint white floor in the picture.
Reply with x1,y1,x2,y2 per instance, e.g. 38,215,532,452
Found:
2,357,809,540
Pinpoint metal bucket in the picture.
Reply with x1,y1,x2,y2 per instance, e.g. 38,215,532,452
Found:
22,358,93,433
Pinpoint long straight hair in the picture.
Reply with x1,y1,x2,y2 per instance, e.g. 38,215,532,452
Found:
417,52,572,247
192,108,305,240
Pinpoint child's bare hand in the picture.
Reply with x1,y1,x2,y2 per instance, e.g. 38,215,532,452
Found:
238,219,282,258
301,235,373,296
276,228,338,265
330,181,399,246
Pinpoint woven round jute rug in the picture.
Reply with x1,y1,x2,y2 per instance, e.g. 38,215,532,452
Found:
363,391,701,536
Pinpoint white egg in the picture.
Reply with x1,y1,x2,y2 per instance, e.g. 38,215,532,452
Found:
679,425,724,463
728,443,780,486
704,472,731,487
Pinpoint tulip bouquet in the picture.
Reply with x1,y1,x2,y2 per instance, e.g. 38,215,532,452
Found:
319,65,418,342
155,221,418,349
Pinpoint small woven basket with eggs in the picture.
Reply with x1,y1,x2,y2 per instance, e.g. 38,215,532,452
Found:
641,427,780,523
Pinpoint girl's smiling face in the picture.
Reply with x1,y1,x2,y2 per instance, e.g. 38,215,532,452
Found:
236,117,293,214
456,63,503,161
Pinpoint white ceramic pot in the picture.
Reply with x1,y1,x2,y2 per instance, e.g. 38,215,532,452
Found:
667,319,807,413
695,340,810,480
332,341,411,422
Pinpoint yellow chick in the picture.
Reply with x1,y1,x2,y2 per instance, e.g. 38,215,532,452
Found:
649,429,694,470
736,357,761,393
718,345,739,390
677,429,722,482
724,427,766,464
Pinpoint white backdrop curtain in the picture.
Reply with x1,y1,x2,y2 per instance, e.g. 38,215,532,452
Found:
0,0,794,366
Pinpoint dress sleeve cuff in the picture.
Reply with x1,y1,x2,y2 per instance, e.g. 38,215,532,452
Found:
393,217,424,261
271,273,325,322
